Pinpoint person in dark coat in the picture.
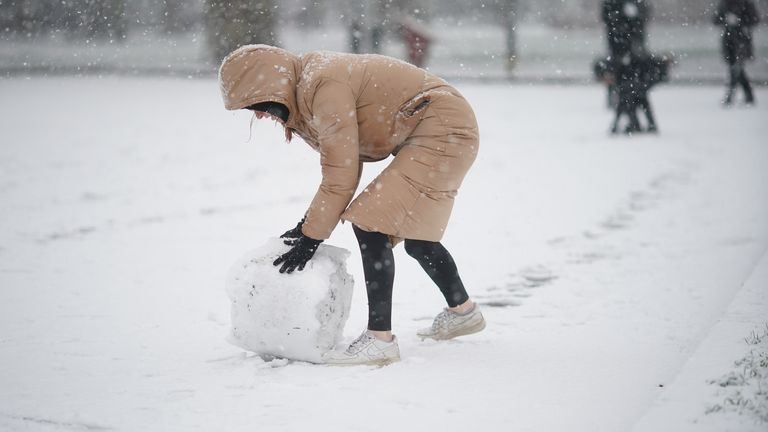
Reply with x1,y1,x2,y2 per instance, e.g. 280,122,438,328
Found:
602,0,651,58
713,0,760,105
601,0,652,107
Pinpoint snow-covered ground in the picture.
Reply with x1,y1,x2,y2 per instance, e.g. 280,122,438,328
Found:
0,77,766,431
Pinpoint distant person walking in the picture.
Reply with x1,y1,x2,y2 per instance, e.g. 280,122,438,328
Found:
713,0,760,106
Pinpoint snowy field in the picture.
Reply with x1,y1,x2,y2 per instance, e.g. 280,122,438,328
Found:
1,77,767,431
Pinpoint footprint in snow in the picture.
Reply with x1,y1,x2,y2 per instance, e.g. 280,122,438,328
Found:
600,212,634,230
518,265,558,287
474,265,557,309
477,298,522,308
567,250,622,265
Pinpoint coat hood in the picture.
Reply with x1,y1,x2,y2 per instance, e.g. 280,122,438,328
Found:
218,44,301,128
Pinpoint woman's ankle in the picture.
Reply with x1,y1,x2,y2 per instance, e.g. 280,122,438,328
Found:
366,329,393,342
448,299,475,315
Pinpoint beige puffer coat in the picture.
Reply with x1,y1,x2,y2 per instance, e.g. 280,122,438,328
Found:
219,45,478,242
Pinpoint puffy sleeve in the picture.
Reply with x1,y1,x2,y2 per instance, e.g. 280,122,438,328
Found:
301,78,362,240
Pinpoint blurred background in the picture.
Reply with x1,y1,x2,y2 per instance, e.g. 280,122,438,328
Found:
1,0,766,83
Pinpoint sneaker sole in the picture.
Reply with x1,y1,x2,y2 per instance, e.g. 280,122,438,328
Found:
419,316,487,341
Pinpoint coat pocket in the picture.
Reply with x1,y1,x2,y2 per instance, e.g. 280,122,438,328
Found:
389,93,432,147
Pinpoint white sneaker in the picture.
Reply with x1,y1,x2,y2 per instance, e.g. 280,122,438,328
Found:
417,304,486,341
322,331,401,366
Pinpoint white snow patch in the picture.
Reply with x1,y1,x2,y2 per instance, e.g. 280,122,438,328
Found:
225,239,354,363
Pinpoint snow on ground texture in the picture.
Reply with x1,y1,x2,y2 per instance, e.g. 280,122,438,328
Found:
0,77,766,431
226,239,353,364
634,252,768,432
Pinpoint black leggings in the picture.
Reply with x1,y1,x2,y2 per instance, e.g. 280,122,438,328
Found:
353,225,469,331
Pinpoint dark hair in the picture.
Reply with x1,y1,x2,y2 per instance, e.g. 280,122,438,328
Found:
247,101,289,123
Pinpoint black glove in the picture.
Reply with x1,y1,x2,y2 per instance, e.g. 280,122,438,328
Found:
280,218,305,240
273,234,322,274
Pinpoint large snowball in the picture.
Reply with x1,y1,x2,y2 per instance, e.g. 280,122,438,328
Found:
225,239,354,363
